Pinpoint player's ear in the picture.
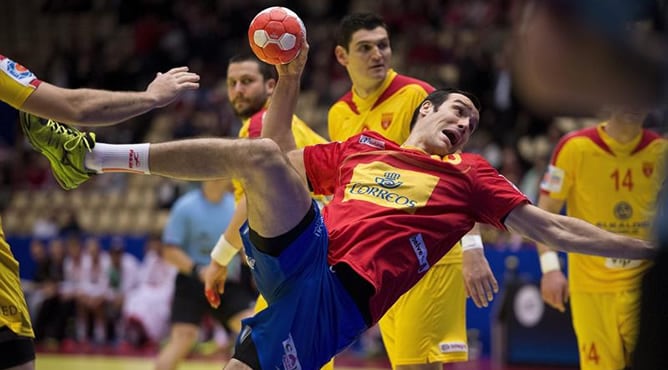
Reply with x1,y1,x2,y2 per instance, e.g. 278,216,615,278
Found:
334,45,348,66
265,78,277,94
419,100,433,116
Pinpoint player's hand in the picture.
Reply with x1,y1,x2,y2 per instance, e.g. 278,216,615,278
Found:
540,270,569,312
275,39,309,79
462,248,498,308
203,261,228,308
146,66,200,107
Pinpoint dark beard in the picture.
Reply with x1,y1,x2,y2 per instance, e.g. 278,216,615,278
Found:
235,100,266,120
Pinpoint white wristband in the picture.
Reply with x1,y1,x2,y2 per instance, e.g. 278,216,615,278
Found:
461,234,484,251
210,235,239,267
540,251,561,273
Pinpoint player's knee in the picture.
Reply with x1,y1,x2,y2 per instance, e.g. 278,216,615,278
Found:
242,139,287,174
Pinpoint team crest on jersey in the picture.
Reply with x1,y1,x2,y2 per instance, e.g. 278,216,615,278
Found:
642,161,654,178
358,135,385,149
442,153,462,165
0,56,37,87
613,201,633,220
345,162,438,212
380,112,393,130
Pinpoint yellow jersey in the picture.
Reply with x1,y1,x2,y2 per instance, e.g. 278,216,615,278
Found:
541,123,667,293
234,107,327,201
328,69,432,144
0,54,40,337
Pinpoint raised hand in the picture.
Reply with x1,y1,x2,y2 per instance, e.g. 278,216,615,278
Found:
146,66,200,108
275,39,309,79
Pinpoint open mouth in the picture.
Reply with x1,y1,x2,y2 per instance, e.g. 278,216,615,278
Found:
442,130,459,147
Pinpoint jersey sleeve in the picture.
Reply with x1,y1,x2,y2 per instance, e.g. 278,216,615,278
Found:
0,55,41,108
469,157,530,229
540,136,579,200
303,141,346,195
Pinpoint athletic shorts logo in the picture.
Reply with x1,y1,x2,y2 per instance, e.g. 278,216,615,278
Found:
605,258,642,269
409,233,430,273
439,341,468,354
540,165,565,193
281,333,302,370
245,255,256,270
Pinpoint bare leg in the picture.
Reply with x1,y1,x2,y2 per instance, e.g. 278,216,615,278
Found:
154,323,199,370
149,138,312,239
6,361,34,370
224,359,253,370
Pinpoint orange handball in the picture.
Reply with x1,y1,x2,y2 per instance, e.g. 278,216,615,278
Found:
248,6,306,65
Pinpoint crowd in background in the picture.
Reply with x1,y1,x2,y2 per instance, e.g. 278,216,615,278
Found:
2,0,668,358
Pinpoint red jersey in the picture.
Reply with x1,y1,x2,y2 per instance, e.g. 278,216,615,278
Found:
304,132,529,322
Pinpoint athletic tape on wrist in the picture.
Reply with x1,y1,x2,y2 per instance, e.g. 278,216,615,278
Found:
540,251,561,273
461,234,484,251
210,235,239,267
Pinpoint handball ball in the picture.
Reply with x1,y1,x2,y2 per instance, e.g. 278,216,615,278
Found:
248,6,306,65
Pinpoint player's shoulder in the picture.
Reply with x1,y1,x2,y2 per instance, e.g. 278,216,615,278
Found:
392,73,434,93
330,91,357,114
639,128,667,152
340,131,397,151
459,152,496,170
552,125,601,155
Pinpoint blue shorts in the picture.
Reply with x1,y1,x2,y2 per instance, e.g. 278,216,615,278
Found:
238,203,368,369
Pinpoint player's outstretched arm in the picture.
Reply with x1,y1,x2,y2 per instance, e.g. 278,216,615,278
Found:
505,203,656,260
21,67,199,126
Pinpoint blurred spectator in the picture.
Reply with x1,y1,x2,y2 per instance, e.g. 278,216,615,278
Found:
106,237,140,342
23,239,51,320
33,238,70,346
59,210,82,238
75,236,110,344
122,235,177,347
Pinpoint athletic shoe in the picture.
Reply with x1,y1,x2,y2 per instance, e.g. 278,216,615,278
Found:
19,112,96,190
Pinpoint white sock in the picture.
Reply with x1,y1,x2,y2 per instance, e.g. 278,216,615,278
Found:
85,143,151,174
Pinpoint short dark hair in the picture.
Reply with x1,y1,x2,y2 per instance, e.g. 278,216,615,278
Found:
409,88,482,130
336,13,389,50
228,52,277,81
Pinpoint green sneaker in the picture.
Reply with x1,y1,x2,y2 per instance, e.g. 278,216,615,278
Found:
19,112,96,190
